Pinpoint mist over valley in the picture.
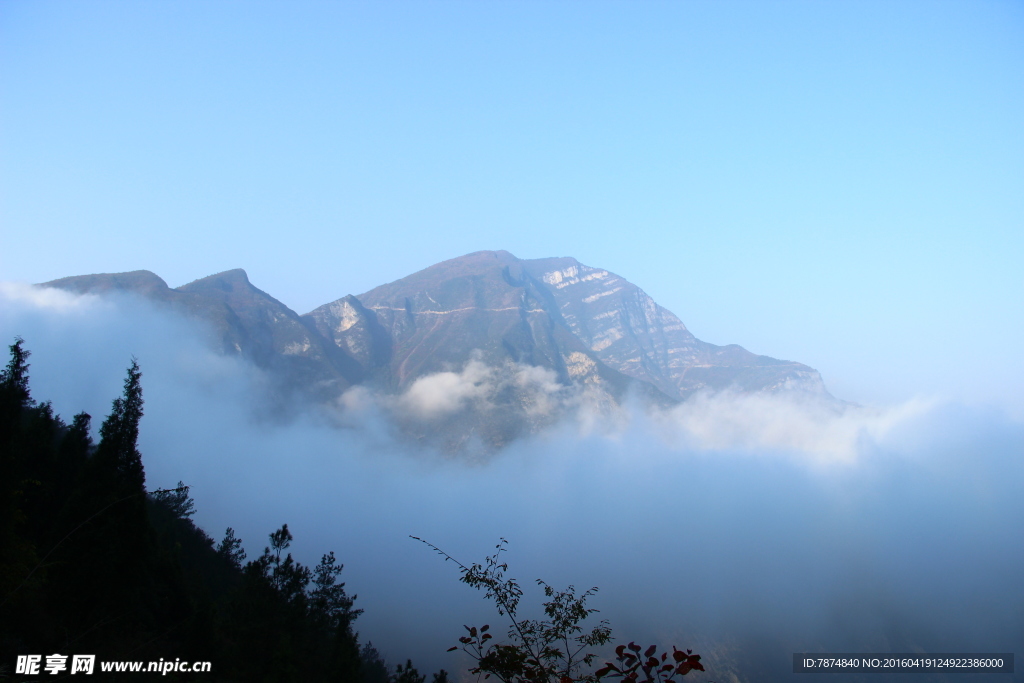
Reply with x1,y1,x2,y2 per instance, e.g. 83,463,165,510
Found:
2,254,1020,682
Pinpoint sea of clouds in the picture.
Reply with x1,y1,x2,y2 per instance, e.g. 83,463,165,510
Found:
2,283,1021,682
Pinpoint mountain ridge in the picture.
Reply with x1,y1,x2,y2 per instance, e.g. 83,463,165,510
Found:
40,251,832,446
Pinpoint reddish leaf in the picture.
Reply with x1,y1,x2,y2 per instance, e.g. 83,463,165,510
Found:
660,665,673,672
628,642,641,653
672,650,686,663
647,658,658,668
447,646,458,652
481,625,489,632
661,653,667,662
644,645,657,658
616,645,627,658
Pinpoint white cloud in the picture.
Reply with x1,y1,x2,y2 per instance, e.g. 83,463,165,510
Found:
0,281,105,313
398,356,496,419
324,351,942,466
652,389,937,463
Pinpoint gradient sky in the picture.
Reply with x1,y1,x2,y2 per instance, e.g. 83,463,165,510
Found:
2,1,1022,410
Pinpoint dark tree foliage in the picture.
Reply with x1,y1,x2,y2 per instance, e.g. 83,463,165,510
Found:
0,338,40,632
57,357,157,656
152,480,196,519
0,339,379,681
393,658,427,683
0,337,31,413
361,642,391,683
94,358,146,493
217,527,247,569
5,338,674,683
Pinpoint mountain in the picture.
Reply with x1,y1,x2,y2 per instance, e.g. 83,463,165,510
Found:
306,251,826,400
41,252,831,448
305,251,647,399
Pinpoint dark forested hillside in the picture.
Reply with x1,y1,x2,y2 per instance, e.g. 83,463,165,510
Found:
0,338,375,681
1,337,715,683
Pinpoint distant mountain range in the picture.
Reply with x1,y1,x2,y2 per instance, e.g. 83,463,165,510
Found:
42,251,831,448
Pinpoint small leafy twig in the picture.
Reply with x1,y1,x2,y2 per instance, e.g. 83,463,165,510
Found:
595,643,705,683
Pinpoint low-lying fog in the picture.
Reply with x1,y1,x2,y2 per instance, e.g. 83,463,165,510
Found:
3,283,1021,682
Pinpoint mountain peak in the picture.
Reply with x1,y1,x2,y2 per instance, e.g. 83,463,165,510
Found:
40,270,172,299
177,269,251,292
459,249,517,261
367,250,520,291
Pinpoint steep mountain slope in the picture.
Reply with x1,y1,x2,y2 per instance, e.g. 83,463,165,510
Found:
518,256,824,399
176,269,363,392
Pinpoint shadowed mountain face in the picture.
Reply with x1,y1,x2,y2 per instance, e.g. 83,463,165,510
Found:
41,251,830,445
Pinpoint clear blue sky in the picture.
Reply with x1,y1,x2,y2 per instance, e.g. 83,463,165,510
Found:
2,1,1022,409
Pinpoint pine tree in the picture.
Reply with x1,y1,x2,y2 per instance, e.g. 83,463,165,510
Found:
361,642,390,683
0,338,33,480
0,337,32,412
94,358,145,494
217,527,247,569
392,659,426,683
60,358,156,653
151,480,196,519
311,551,364,682
0,339,35,628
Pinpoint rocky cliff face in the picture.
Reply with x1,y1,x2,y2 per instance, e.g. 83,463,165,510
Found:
518,256,824,400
